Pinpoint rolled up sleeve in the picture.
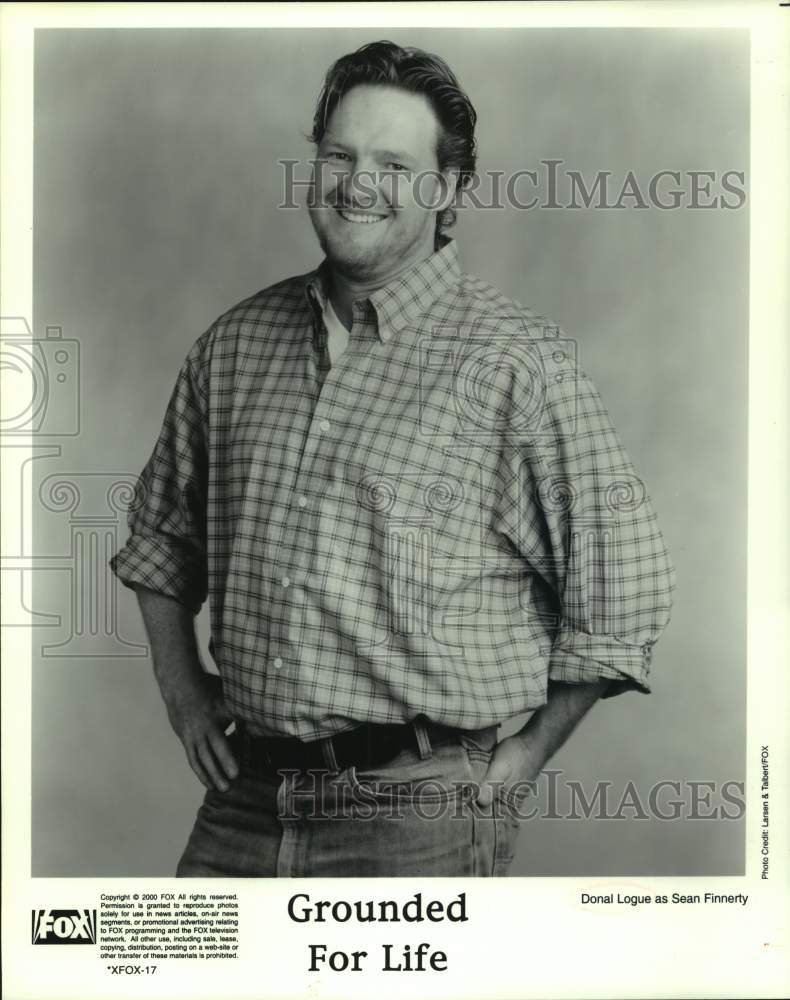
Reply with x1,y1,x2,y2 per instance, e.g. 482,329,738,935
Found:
109,338,209,615
493,336,677,697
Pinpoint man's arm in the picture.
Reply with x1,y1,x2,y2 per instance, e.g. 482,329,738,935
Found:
482,326,676,800
136,586,237,792
109,338,232,788
477,679,607,806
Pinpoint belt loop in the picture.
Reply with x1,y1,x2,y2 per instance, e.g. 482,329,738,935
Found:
413,716,433,760
320,736,340,773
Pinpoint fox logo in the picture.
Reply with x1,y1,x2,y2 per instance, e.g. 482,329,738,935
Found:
32,909,97,944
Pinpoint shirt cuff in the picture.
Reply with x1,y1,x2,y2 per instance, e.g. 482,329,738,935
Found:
548,628,653,697
109,536,206,615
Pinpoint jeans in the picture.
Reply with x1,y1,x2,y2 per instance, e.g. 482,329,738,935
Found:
176,723,522,877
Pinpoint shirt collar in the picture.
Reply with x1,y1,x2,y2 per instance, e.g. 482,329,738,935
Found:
305,237,461,343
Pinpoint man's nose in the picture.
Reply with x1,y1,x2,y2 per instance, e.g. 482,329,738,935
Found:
341,166,380,209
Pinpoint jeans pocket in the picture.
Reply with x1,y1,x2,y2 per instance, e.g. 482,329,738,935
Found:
457,727,498,757
348,739,476,805
497,781,535,816
457,727,498,789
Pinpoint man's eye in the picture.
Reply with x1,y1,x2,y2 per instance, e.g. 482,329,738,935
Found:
387,162,410,173
326,151,350,161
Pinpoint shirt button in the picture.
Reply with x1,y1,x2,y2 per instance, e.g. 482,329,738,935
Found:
281,576,291,588
319,418,330,432
273,657,283,670
297,495,308,507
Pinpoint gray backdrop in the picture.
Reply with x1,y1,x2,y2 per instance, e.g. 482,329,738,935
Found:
31,28,748,876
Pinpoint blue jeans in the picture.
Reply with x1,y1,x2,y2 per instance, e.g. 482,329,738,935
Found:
176,724,522,877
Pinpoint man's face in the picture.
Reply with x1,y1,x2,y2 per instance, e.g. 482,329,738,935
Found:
308,84,455,284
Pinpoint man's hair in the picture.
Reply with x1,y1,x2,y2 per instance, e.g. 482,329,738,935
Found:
309,40,478,237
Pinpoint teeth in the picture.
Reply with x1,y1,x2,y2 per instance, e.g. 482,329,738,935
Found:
338,210,387,225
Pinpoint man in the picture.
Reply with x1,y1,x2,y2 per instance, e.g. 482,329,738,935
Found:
110,40,676,876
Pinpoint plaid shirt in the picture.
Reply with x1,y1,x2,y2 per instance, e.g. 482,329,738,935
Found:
110,239,676,740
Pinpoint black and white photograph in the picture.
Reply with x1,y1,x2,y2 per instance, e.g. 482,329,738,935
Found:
30,23,747,878
2,3,788,999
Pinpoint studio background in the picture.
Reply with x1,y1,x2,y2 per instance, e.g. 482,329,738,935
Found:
31,27,748,876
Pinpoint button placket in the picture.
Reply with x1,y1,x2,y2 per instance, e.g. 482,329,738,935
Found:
265,326,326,680
274,393,338,673
269,305,372,686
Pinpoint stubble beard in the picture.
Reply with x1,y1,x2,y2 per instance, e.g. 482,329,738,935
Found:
309,209,436,285
309,209,386,281
315,230,384,283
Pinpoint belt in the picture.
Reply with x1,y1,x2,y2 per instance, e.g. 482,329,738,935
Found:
233,716,460,776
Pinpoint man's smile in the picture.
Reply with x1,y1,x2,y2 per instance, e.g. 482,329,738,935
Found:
336,208,389,225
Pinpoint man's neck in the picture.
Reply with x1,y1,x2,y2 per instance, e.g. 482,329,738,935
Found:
327,247,437,331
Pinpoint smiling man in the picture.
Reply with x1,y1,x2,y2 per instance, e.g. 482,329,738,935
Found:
308,82,456,317
110,40,676,877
